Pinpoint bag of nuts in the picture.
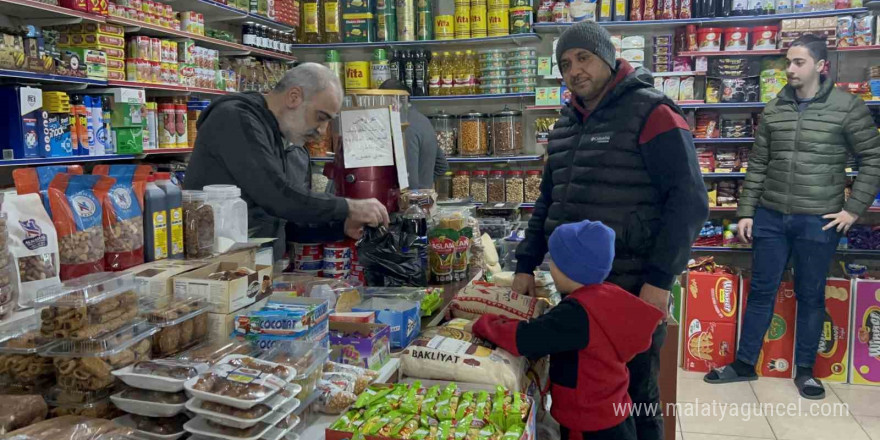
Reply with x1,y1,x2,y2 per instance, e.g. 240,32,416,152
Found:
12,166,84,218
2,193,60,309
93,165,150,272
48,174,114,280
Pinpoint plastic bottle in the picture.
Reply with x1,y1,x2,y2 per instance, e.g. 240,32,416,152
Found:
204,184,248,253
428,51,441,96
70,95,88,155
413,50,426,96
101,97,115,154
144,174,169,262
465,49,478,94
453,51,469,95
155,172,184,260
440,51,454,95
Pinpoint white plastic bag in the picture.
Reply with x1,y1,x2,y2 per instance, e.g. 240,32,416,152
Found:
3,193,60,308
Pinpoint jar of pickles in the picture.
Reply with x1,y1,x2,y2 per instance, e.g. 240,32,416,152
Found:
506,170,524,202
525,169,542,202
458,111,489,157
470,170,488,203
436,171,452,201
491,108,522,156
452,170,470,199
488,170,505,203
431,111,456,156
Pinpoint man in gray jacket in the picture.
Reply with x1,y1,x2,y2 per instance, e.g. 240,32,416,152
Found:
185,63,389,259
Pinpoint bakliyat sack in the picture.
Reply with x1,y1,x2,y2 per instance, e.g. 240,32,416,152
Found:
48,174,114,280
93,165,150,271
2,193,61,308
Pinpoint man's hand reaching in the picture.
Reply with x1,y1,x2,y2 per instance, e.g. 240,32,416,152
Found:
512,273,536,296
346,198,390,228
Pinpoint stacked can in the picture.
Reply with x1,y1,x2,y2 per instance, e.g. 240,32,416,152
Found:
470,0,487,38
397,0,417,41
377,0,397,41
487,0,508,36
292,242,323,276
349,245,365,283
508,0,532,34
454,0,470,39
506,47,537,93
479,49,507,94
417,0,433,40
323,241,353,279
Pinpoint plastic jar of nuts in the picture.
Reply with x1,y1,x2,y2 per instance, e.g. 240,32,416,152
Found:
488,170,505,203
458,112,489,157
470,170,489,203
506,170,525,202
182,190,214,259
491,108,523,157
431,111,457,157
525,169,542,202
452,170,470,200
435,171,452,201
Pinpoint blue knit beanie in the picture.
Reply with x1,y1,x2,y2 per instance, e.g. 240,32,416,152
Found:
548,220,615,286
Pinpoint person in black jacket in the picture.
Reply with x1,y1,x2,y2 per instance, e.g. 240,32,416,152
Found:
511,22,708,440
184,63,389,260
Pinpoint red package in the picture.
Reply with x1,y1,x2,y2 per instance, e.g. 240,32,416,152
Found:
48,174,114,280
630,0,643,20
660,0,675,19
93,165,150,271
679,0,692,18
13,166,84,218
643,0,656,19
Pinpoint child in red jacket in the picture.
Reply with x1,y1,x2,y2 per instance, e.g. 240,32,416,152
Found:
472,220,664,440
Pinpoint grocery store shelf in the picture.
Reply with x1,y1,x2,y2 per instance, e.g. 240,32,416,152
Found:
106,80,229,95
0,154,137,166
525,105,562,111
711,206,880,213
652,71,707,77
0,69,108,85
692,246,880,255
680,45,880,57
162,0,247,21
142,148,194,155
244,12,295,32
290,33,541,50
532,8,868,32
410,92,535,101
703,172,747,178
106,16,296,61
473,202,535,208
447,155,543,163
834,45,880,52
693,137,755,143
0,0,105,23
679,102,767,109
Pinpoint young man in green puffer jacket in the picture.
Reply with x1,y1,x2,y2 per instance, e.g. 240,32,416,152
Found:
704,35,880,399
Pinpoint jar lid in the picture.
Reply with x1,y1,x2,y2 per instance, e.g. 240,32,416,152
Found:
526,170,542,175
493,108,521,117
490,170,505,175
444,171,453,176
461,111,487,118
455,170,470,175
508,170,523,175
204,184,241,198
182,189,206,201
431,111,454,119
472,170,489,176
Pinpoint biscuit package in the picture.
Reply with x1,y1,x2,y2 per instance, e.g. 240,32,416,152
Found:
12,165,84,218
92,165,150,271
3,193,61,309
48,174,114,280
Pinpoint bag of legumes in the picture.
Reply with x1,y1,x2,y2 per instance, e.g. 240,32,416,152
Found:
93,165,150,271
48,174,115,280
12,166,84,217
1,193,61,308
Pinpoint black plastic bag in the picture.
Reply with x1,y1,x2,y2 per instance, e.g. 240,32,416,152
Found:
357,224,427,287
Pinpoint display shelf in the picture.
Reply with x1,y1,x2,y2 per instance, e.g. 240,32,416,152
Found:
473,202,535,208
693,246,880,255
0,0,105,23
678,49,785,57
289,33,541,50
652,71,707,77
835,45,880,52
106,80,229,95
105,16,296,61
142,148,194,155
244,12,295,32
0,69,108,85
525,105,562,111
161,0,247,21
0,154,137,167
694,137,755,143
447,155,543,163
532,8,869,32
679,102,767,109
410,92,535,101
703,172,747,177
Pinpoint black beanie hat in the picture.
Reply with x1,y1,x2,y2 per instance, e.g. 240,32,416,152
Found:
555,21,617,71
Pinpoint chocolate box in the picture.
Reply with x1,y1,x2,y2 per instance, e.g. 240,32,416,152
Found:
686,271,740,324
330,321,391,371
683,319,736,372
131,259,210,308
172,262,273,314
739,278,796,379
815,278,851,383
850,279,880,385
352,297,421,349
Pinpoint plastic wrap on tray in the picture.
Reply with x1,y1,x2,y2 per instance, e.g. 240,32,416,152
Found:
112,359,209,393
113,413,189,439
111,389,188,418
185,392,299,430
34,272,146,341
146,297,210,357
184,356,297,410
175,340,259,366
2,415,135,439
44,387,124,419
0,313,56,387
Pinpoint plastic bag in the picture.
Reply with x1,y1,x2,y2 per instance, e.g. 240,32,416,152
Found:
0,394,48,434
3,415,135,439
93,165,150,271
48,174,114,280
357,225,427,287
2,193,60,308
316,378,358,414
13,165,84,217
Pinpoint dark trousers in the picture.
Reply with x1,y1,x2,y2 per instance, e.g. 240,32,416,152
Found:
561,417,637,440
736,207,840,369
626,321,668,440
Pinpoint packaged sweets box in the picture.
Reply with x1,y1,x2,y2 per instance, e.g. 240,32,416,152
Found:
739,278,796,379
682,270,740,372
850,279,880,385
815,278,851,383
172,262,273,314
330,321,391,371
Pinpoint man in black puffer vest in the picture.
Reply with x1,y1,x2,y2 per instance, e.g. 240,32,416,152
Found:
512,22,708,440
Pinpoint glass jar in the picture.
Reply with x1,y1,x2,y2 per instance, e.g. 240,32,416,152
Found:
487,170,505,203
525,169,542,203
435,171,452,201
431,111,457,157
458,111,489,157
491,108,522,157
506,170,524,202
182,190,214,259
203,185,248,253
452,170,470,199
470,170,488,203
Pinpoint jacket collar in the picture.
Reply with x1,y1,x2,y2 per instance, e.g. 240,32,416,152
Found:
777,75,834,104
565,59,654,121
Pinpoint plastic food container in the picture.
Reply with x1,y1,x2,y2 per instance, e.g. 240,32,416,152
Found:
183,410,297,440
508,74,537,86
184,357,298,410
506,56,538,67
0,314,55,388
697,28,722,52
182,190,214,259
271,347,330,400
45,321,157,392
478,49,506,61
113,414,188,440
45,386,122,419
185,393,299,429
723,27,749,51
110,389,189,417
491,109,523,157
112,359,210,393
481,77,507,87
147,297,211,357
430,111,456,157
34,272,145,342
204,185,248,253
175,340,259,366
507,47,536,58
479,67,506,77
458,112,489,157
290,390,319,436
752,26,778,50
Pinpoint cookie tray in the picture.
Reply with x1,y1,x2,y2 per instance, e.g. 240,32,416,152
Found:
184,402,299,440
111,391,188,417
113,360,211,392
184,368,301,410
215,355,296,382
185,393,300,429
113,414,188,440
147,297,211,327
42,321,158,357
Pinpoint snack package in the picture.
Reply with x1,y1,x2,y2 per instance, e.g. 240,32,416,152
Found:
428,208,474,284
324,361,380,394
3,193,60,308
13,166,84,217
92,165,150,271
48,174,114,280
451,281,547,321
2,415,135,439
316,378,358,414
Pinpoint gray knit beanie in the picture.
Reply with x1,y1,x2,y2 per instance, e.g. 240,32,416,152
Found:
555,21,616,71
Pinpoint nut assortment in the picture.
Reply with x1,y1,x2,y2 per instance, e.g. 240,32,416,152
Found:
59,227,104,265
488,173,505,203
104,217,145,253
506,173,524,203
19,255,58,282
436,130,457,156
525,171,542,203
459,116,489,157
183,192,215,259
52,338,151,391
39,291,139,340
452,172,470,199
470,171,488,203
491,121,523,156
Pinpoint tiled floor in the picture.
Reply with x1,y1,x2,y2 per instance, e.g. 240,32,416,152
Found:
675,368,880,440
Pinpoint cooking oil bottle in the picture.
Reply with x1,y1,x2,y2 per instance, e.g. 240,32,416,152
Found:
465,49,477,94
428,51,441,96
440,51,454,96
452,51,467,95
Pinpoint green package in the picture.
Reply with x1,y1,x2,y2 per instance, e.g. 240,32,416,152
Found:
454,414,473,439
455,392,474,420
504,392,522,430
354,386,393,409
474,391,491,421
411,426,431,440
390,415,420,437
400,381,422,414
489,387,506,430
421,385,441,418
112,127,144,154
385,384,407,409
377,411,406,436
438,420,453,440
502,424,524,440
330,409,363,431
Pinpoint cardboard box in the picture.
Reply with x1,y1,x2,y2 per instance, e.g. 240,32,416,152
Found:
815,278,851,383
206,298,268,342
739,279,796,378
173,262,273,314
112,126,144,154
233,296,330,338
131,259,209,307
850,279,880,385
686,271,739,324
330,321,391,371
0,86,42,159
683,319,736,372
352,297,421,349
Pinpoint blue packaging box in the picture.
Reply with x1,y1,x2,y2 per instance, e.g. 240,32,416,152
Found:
352,297,420,349
0,86,43,159
39,113,75,157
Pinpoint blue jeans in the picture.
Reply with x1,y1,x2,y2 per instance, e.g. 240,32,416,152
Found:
736,207,840,369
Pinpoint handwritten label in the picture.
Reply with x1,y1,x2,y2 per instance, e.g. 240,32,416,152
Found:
341,107,395,169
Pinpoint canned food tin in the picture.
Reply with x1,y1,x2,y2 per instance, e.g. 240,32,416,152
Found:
508,74,537,85
487,6,508,36
481,77,507,86
323,260,352,271
480,85,507,94
344,61,371,89
509,85,535,93
295,260,324,271
324,246,353,260
507,47,536,58
478,48,505,61
507,67,537,76
509,6,531,34
480,59,505,69
506,56,537,67
480,67,506,75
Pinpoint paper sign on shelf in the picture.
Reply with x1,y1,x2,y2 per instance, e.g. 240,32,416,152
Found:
341,107,395,169
389,108,408,189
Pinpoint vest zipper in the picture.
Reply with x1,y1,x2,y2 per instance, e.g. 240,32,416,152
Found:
787,104,803,215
